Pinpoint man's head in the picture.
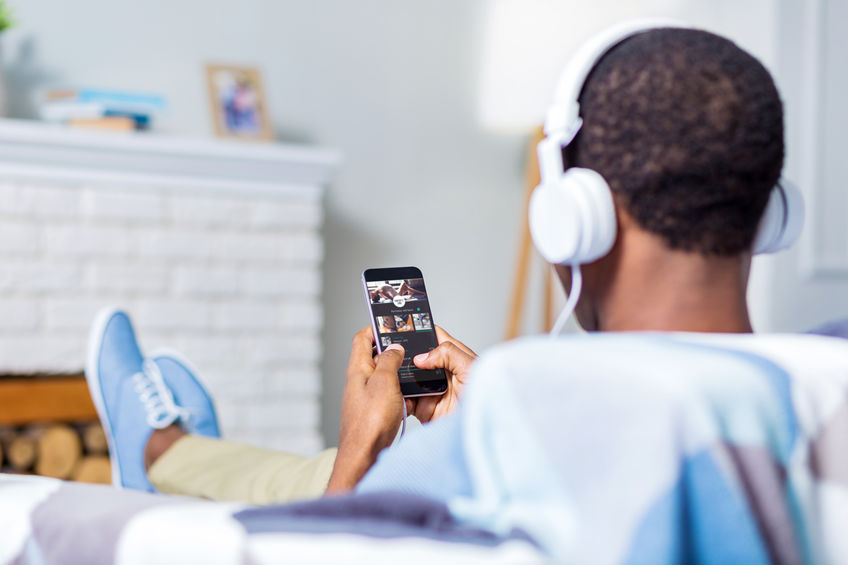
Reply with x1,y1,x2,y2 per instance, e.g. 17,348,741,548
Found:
568,27,784,255
552,27,785,332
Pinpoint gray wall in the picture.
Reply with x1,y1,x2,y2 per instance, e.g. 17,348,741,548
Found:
3,0,526,445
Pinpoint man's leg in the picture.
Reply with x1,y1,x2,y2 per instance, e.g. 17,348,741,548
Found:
146,349,338,502
145,426,337,503
86,307,335,503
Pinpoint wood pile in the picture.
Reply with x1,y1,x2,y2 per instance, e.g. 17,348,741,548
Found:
0,422,111,483
0,373,111,484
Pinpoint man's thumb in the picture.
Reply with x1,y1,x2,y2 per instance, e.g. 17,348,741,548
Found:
375,343,405,373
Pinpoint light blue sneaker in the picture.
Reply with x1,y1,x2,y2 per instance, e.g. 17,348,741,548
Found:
148,348,221,438
85,307,220,491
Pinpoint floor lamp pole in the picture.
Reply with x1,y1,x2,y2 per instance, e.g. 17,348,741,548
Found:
505,126,558,339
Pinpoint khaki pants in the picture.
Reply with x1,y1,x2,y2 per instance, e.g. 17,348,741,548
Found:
148,435,337,505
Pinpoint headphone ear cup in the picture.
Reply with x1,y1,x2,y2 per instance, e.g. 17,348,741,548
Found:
529,179,583,264
753,180,805,254
529,168,617,264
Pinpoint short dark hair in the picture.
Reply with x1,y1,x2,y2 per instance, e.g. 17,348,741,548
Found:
568,28,784,256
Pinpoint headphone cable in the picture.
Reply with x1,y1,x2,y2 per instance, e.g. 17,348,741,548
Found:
400,397,407,438
550,264,582,336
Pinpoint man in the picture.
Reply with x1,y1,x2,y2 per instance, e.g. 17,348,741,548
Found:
87,24,787,501
325,23,788,491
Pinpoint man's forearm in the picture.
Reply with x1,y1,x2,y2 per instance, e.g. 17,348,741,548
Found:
325,445,379,494
329,334,405,494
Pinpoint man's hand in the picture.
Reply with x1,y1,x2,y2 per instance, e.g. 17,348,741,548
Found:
326,327,404,493
407,326,477,423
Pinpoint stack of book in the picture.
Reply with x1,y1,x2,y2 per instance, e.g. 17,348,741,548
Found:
39,89,167,131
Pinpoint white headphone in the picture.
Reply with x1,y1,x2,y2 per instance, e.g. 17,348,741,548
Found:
529,18,805,267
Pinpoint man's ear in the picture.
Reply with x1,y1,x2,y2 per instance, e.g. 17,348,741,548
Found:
610,193,637,234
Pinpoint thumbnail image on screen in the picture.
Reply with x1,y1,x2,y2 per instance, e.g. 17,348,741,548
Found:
376,314,414,333
412,312,432,330
367,278,426,307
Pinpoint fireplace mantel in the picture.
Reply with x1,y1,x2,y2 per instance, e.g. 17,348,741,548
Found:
0,118,340,197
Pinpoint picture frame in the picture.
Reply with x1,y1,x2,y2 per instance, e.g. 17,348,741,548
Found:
205,64,274,141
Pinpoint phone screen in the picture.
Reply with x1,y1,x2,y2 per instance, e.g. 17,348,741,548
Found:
363,267,448,397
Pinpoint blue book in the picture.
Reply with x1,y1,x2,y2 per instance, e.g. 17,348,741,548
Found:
74,88,166,109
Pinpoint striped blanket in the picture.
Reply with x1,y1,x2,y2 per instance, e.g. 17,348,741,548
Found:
3,332,848,564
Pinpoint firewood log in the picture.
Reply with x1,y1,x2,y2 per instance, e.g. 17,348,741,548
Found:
71,455,111,484
34,424,82,479
0,426,11,468
81,422,109,455
7,434,37,472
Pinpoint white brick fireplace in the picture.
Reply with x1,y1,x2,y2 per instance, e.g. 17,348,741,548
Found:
0,119,339,455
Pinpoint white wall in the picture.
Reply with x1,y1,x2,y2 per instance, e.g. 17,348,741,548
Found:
4,0,816,446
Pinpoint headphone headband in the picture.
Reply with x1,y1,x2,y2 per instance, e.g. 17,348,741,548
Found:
544,18,688,138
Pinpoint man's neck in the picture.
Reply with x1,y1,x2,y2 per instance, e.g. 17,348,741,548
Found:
594,232,754,334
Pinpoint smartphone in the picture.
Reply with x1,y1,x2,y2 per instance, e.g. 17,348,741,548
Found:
362,266,448,397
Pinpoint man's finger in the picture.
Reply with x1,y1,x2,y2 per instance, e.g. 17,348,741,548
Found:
412,395,438,423
412,341,473,376
369,343,405,387
434,326,476,357
347,327,377,380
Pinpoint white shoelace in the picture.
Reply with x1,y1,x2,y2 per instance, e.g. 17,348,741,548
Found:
131,359,190,429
